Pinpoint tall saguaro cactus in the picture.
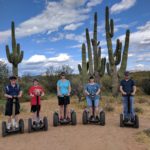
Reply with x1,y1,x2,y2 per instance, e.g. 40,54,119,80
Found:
105,6,130,96
6,21,24,77
78,12,106,85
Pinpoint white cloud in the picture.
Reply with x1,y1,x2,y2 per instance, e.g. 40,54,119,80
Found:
119,21,150,51
87,0,103,8
18,53,80,75
111,0,136,14
64,23,84,31
0,1,91,43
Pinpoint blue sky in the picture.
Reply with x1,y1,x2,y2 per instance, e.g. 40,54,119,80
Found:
0,0,150,75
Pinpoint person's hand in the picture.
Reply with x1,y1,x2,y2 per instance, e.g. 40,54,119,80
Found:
67,93,70,96
96,92,99,95
18,95,22,98
122,92,127,95
30,93,34,97
131,92,135,96
8,95,12,99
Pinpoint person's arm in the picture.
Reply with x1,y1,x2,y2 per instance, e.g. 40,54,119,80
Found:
18,90,23,98
29,87,34,97
4,86,12,99
57,81,61,96
84,84,89,95
41,87,45,97
131,86,136,95
68,81,71,96
96,84,101,95
4,93,12,99
120,86,126,95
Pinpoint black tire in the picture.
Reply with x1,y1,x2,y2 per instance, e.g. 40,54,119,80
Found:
120,114,124,127
100,111,105,126
53,112,59,127
71,111,77,125
28,118,32,133
82,111,88,124
19,119,24,133
134,115,139,128
43,117,48,131
2,121,7,137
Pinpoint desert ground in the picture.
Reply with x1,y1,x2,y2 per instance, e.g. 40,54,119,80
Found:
0,96,150,150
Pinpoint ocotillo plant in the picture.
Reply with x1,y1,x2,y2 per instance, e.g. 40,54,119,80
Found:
78,12,106,85
6,21,24,77
105,6,130,96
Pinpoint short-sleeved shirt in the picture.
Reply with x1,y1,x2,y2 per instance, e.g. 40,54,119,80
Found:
120,79,135,94
5,84,21,97
85,83,100,99
29,85,44,105
57,79,71,95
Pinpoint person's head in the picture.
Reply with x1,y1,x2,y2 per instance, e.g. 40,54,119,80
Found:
9,76,17,85
124,71,130,80
89,76,95,83
60,72,66,79
33,79,39,86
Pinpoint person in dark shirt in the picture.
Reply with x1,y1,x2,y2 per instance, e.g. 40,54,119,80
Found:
4,76,22,129
120,71,136,121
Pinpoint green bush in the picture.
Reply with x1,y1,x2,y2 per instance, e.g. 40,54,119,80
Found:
141,79,150,95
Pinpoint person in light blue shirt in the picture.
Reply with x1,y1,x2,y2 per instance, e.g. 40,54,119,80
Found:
84,76,101,119
57,72,71,120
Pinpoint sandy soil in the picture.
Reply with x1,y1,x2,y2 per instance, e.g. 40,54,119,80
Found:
0,97,150,150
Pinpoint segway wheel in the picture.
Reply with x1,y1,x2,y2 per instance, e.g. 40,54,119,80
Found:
43,117,48,131
100,111,105,126
19,119,24,133
2,121,7,137
28,118,32,133
53,112,59,127
134,115,139,128
82,111,88,124
71,111,77,125
120,114,124,127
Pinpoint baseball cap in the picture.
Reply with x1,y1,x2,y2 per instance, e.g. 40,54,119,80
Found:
9,76,17,80
124,71,129,76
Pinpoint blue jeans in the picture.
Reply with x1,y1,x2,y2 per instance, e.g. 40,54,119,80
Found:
86,96,100,107
122,96,135,119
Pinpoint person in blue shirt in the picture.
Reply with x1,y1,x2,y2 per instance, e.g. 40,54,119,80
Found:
4,76,23,129
120,71,136,121
84,76,101,119
57,72,71,120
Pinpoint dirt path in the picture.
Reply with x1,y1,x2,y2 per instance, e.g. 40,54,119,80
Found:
0,98,149,150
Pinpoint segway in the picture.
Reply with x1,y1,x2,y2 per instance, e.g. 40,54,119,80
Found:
28,93,48,133
53,95,77,126
2,96,24,137
82,94,105,126
120,94,139,128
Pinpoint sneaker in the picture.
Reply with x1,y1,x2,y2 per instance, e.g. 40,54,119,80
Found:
67,117,70,121
96,116,99,120
7,123,11,130
15,122,19,128
90,115,94,120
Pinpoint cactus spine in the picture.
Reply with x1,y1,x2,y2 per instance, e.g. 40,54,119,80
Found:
6,21,24,77
78,12,106,85
105,6,130,96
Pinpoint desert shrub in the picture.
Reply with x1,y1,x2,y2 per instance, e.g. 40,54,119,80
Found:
134,106,144,114
137,97,148,104
141,79,150,95
143,129,150,137
104,103,114,112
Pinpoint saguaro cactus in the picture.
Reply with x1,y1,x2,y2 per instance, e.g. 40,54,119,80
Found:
6,21,24,77
78,12,106,85
105,6,130,96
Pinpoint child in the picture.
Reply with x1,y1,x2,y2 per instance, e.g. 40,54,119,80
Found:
4,76,22,129
29,79,44,124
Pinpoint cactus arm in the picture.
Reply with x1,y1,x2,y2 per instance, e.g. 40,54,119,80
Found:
115,39,122,65
78,64,82,74
118,30,130,77
86,28,93,75
99,58,106,77
106,62,111,76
